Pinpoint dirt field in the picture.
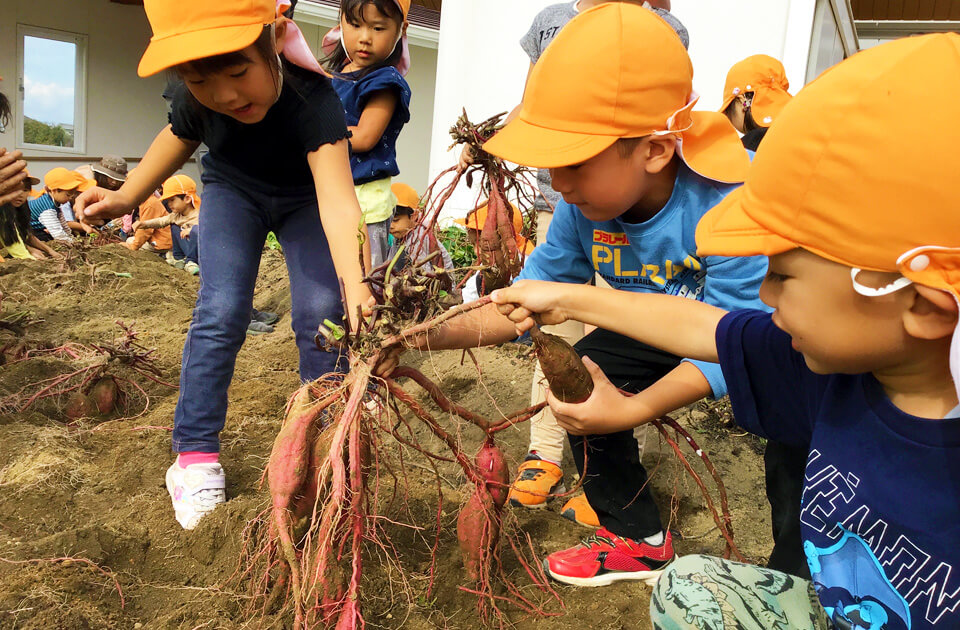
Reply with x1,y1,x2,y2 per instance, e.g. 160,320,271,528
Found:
0,244,773,629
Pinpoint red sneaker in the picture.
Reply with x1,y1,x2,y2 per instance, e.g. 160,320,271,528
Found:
544,528,673,587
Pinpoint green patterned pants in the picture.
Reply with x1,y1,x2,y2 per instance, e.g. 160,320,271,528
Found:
650,554,832,630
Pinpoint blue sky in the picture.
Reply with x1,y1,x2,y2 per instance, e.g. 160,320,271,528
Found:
23,35,76,126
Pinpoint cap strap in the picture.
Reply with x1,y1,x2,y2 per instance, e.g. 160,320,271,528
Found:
850,268,913,297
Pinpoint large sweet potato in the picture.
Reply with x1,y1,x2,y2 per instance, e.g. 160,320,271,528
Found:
530,325,594,403
457,486,500,580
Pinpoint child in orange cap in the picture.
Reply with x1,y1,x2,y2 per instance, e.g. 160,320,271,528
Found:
28,168,82,242
411,4,767,587
493,34,960,628
74,0,372,530
720,54,792,151
719,54,807,579
131,174,201,274
506,0,689,524
323,0,412,269
387,182,452,274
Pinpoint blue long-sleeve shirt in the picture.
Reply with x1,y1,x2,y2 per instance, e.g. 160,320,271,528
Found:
517,163,769,398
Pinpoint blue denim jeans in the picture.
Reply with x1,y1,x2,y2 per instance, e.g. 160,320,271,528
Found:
170,223,198,265
172,156,346,453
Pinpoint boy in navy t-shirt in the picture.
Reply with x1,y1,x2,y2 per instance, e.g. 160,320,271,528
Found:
492,34,960,629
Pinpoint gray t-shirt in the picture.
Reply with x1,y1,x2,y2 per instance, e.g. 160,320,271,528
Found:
519,2,690,213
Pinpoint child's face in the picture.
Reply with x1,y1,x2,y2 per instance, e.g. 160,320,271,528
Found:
11,186,29,207
181,46,280,124
48,188,78,205
340,3,403,69
548,140,670,223
760,248,915,375
165,195,190,215
389,213,414,240
724,99,747,134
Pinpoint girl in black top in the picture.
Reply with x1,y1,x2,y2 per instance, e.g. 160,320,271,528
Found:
75,0,372,530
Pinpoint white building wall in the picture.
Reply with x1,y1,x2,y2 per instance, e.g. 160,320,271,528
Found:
426,0,836,223
0,0,198,184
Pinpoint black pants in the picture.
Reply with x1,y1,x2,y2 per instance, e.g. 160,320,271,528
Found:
764,441,810,578
568,329,682,539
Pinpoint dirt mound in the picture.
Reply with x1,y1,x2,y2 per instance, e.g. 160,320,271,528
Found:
0,244,772,629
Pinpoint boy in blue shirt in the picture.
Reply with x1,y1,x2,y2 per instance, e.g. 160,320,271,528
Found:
28,168,83,242
492,33,960,630
414,4,766,586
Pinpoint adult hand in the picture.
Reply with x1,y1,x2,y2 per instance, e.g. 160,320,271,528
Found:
0,148,28,206
74,187,136,222
546,357,642,436
490,280,572,335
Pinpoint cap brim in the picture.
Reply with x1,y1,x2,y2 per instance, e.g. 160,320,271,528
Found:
695,187,798,258
483,117,616,169
678,111,751,184
138,23,266,77
25,176,40,186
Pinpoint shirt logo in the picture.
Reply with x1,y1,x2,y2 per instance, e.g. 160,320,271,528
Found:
593,230,629,246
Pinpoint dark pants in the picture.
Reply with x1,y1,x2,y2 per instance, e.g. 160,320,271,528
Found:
569,329,682,539
170,223,199,265
171,156,345,453
764,441,810,578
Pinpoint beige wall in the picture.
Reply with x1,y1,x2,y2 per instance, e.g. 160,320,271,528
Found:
0,0,201,184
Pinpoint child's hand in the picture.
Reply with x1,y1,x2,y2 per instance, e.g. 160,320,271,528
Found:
490,281,572,334
131,221,141,232
75,187,136,222
546,357,643,435
457,145,477,173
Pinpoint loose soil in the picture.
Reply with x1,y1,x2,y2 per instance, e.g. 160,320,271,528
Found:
0,245,772,629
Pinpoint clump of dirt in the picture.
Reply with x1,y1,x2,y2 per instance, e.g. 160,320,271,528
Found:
0,244,773,628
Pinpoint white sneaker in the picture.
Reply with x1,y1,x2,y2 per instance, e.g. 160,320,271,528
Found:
165,461,226,530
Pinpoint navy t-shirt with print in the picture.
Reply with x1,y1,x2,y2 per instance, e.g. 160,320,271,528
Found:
330,66,411,185
717,309,960,629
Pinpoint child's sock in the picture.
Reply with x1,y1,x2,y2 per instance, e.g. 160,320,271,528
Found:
642,531,665,546
528,450,561,467
177,451,220,468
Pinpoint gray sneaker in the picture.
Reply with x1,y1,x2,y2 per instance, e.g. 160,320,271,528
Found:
247,320,274,335
251,308,280,326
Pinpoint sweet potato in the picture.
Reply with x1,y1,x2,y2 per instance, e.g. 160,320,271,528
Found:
475,439,509,508
530,324,594,403
64,392,97,420
90,377,118,415
457,486,500,580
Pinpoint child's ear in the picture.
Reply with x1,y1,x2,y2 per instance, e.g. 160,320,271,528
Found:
903,284,959,341
274,17,290,52
644,136,678,175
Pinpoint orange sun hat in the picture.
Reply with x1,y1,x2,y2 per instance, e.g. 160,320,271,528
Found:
719,54,792,127
483,3,748,183
44,167,84,191
160,174,202,208
695,34,960,398
454,202,535,256
138,0,277,77
391,182,421,209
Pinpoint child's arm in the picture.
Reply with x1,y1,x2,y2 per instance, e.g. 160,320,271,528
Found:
347,91,399,153
76,126,198,221
491,281,724,362
36,209,72,241
492,282,727,434
307,139,373,328
26,234,61,258
67,220,96,235
138,214,173,230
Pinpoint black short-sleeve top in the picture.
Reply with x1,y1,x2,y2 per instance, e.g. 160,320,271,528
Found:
168,63,350,187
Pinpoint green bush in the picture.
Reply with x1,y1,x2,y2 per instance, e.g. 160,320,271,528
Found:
441,226,475,269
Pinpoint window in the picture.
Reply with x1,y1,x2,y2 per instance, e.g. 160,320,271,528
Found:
16,25,88,153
